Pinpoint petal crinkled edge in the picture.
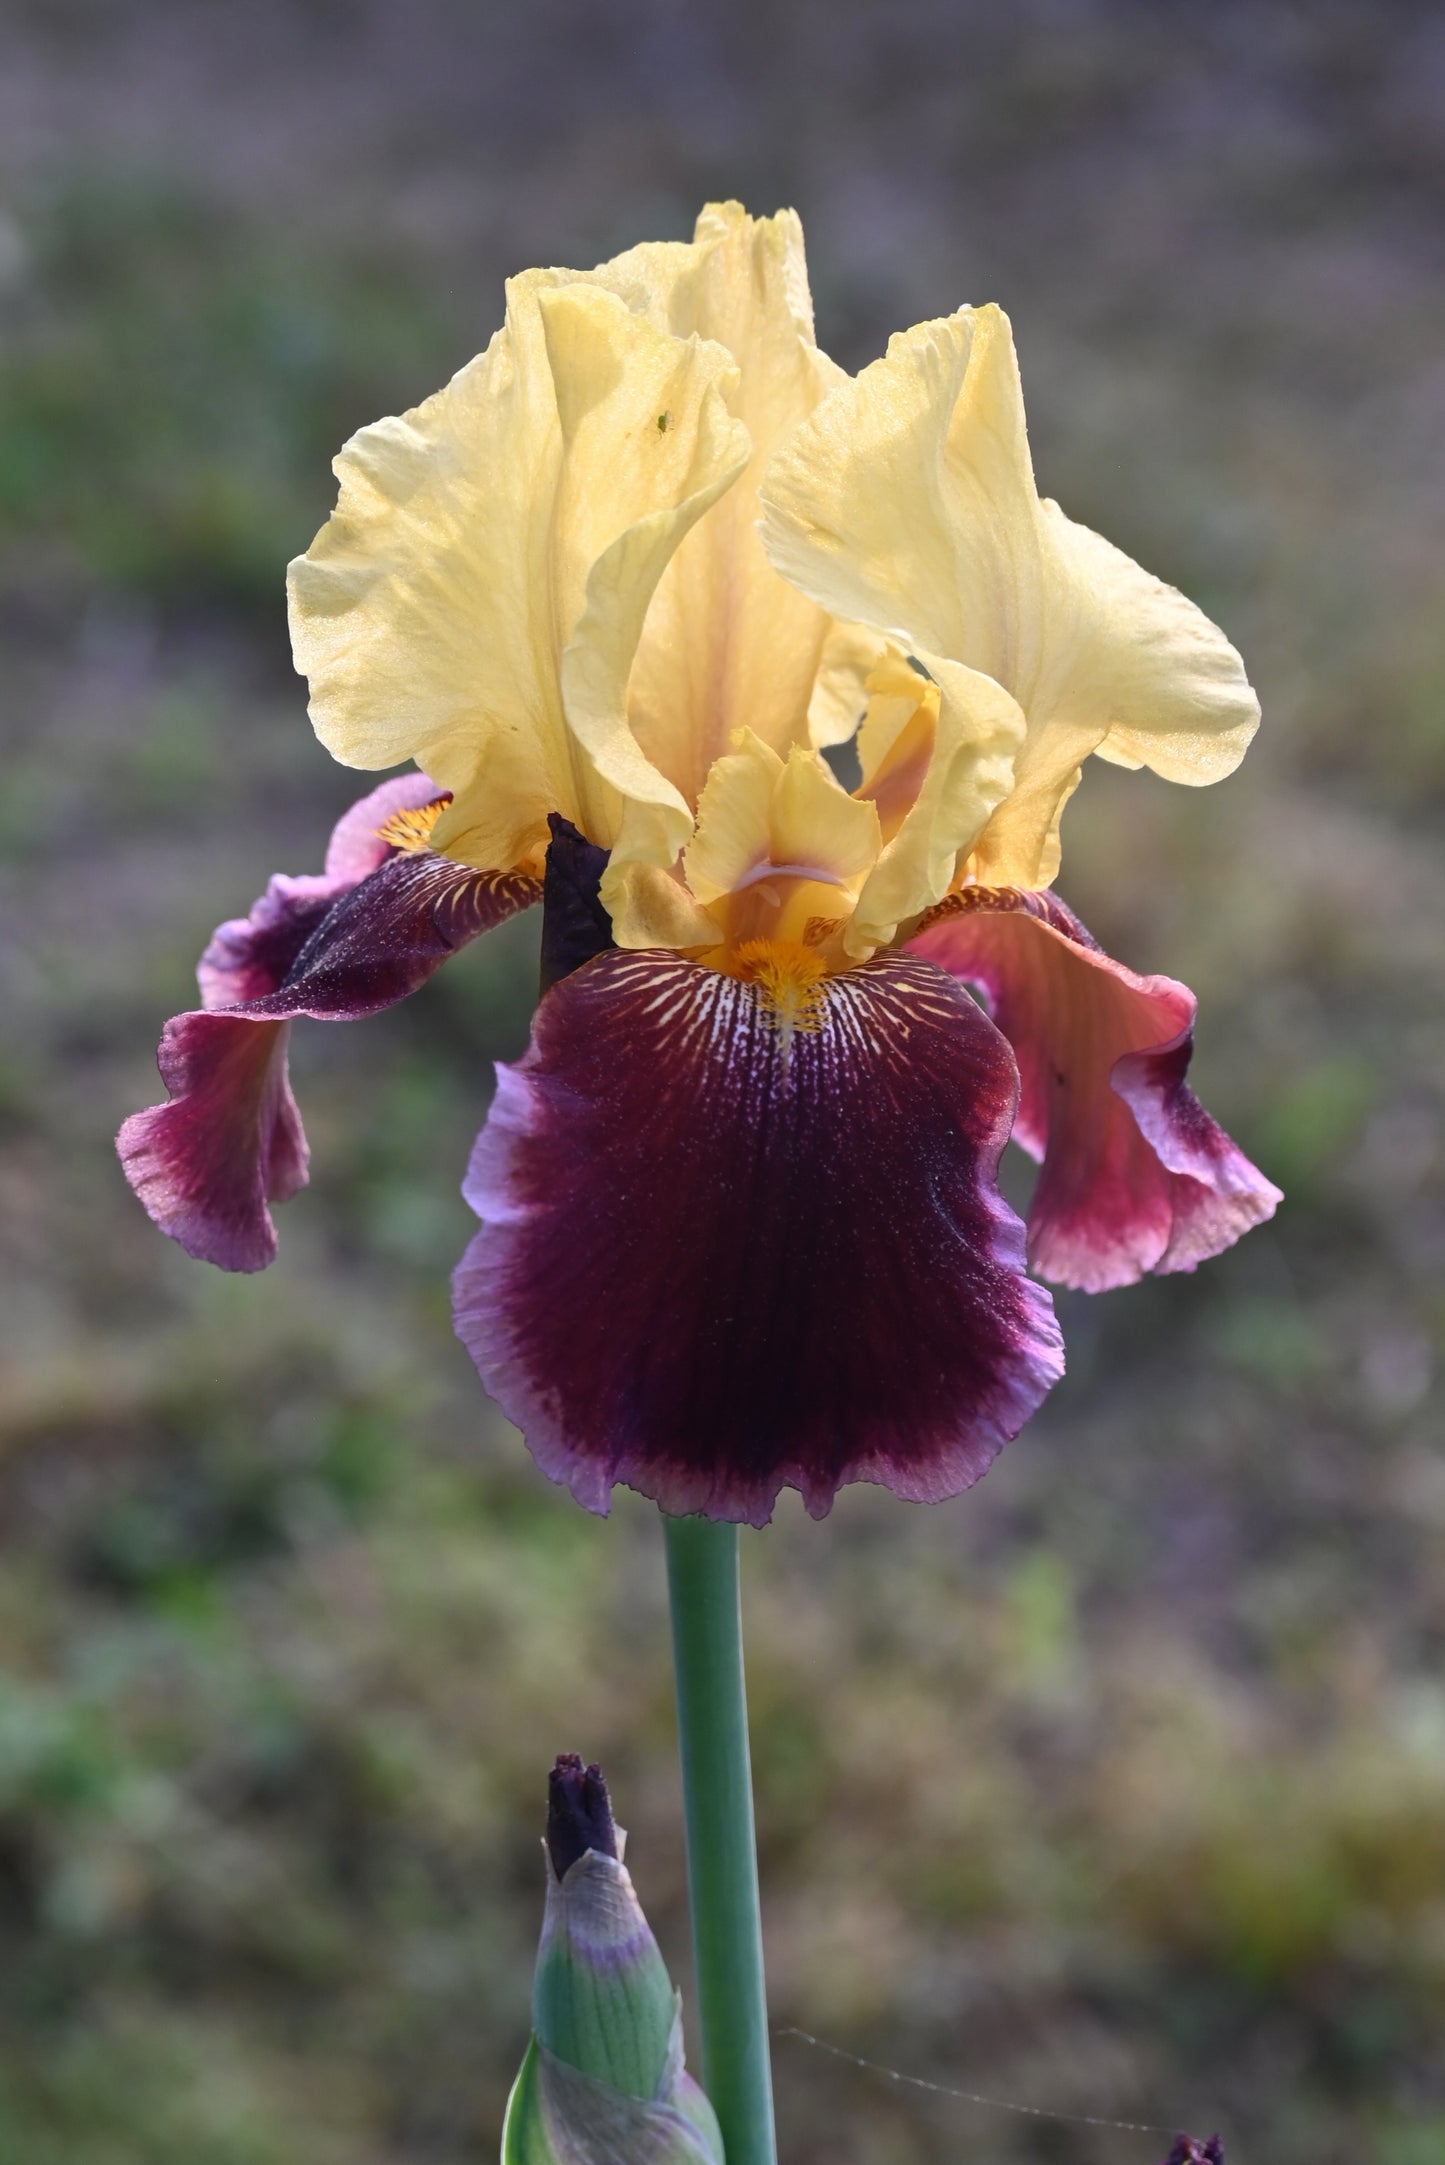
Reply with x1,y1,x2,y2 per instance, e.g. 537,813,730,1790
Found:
908,888,1281,1290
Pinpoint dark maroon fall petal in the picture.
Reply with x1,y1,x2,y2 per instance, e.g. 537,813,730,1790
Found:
119,774,540,1270
1161,2139,1224,2165
197,772,445,1007
908,890,1281,1293
118,1015,304,1272
453,949,1063,1525
224,852,540,1025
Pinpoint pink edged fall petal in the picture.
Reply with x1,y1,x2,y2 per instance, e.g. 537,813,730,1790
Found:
194,772,448,1007
908,890,1281,1293
453,948,1064,1526
119,1013,308,1274
118,774,540,1271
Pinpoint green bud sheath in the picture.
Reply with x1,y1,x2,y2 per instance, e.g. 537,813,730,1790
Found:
503,2038,723,2165
532,1849,677,2098
502,1759,723,2165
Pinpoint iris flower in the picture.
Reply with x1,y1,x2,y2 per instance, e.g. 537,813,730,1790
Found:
120,203,1280,1526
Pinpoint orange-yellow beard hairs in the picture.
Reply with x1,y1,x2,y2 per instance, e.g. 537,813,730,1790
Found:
727,937,832,1061
374,794,452,853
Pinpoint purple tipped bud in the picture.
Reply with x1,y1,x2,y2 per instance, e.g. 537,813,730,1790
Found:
546,1753,619,1879
505,1758,723,2164
1162,2139,1224,2165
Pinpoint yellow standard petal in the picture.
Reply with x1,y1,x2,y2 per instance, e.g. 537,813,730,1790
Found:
681,731,782,907
685,731,880,906
807,619,887,749
680,730,881,960
759,304,1260,889
590,202,852,807
847,648,1023,957
288,271,748,875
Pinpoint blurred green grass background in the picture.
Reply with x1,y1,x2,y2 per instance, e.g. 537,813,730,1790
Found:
1,4,1443,2161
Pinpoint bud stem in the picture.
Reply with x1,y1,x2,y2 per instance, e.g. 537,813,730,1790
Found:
664,1514,777,2165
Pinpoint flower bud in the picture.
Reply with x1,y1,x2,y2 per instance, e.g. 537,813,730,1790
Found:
503,1756,722,2165
1161,2139,1224,2164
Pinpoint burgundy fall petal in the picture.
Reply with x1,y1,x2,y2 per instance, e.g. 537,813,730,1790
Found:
119,1014,306,1271
453,949,1064,1525
908,890,1281,1292
119,774,540,1270
219,851,540,1026
196,773,444,1007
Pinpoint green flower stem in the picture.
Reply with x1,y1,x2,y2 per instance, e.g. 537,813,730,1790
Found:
664,1513,778,2165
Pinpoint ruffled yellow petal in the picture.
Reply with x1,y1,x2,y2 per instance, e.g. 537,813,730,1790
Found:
679,730,783,906
591,203,851,807
683,730,880,912
856,649,940,843
602,860,722,950
847,651,1023,957
771,737,881,884
760,305,1259,889
807,619,886,749
288,272,747,874
1039,501,1260,792
547,283,753,875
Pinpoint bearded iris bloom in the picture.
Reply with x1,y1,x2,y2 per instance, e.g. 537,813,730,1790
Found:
119,202,1279,1527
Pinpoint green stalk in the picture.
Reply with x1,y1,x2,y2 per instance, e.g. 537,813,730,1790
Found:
664,1513,778,2165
